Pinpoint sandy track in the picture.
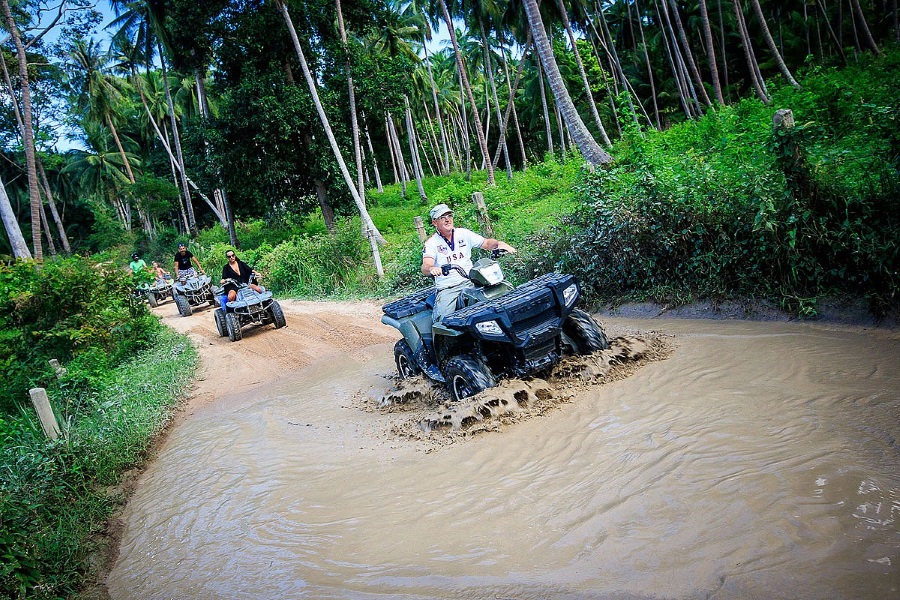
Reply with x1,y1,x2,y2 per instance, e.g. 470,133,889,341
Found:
153,296,400,411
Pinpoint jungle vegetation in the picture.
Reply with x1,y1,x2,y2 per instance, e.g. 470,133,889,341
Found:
0,0,898,596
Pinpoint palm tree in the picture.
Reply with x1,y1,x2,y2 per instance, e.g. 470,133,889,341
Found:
68,40,138,184
435,0,495,184
0,174,31,258
275,0,385,276
554,0,612,146
747,0,801,89
522,0,612,166
2,0,43,259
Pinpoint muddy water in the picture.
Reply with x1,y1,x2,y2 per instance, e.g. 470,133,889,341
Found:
107,318,900,599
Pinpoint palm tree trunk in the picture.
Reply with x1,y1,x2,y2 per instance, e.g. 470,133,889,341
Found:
655,0,694,118
404,96,428,201
557,0,612,146
107,114,136,183
385,113,401,187
158,44,197,236
698,0,726,103
666,0,713,107
748,0,802,88
437,0,494,184
39,201,57,255
492,37,531,169
479,21,513,179
734,0,770,103
456,63,473,180
361,111,384,192
814,0,847,62
0,175,31,258
717,0,731,101
536,59,555,158
2,0,42,259
849,0,880,54
336,0,367,199
37,160,71,253
423,38,450,174
498,39,528,170
595,6,642,131
634,0,661,128
389,113,411,185
277,0,385,257
524,0,612,166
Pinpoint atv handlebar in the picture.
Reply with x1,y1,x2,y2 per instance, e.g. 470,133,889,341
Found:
438,248,508,279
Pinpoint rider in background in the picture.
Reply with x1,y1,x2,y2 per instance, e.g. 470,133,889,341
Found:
220,249,263,307
174,242,205,280
420,203,515,323
151,261,170,285
128,253,149,275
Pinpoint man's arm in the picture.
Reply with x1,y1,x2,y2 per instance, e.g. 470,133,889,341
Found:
421,255,442,277
192,256,205,273
480,238,516,253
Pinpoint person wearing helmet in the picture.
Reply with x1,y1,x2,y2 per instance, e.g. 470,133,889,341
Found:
173,242,205,280
128,252,149,275
420,203,515,323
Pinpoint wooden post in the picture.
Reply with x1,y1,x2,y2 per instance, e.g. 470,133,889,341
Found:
29,388,60,441
49,358,66,379
366,228,384,278
472,192,494,238
773,108,794,130
413,216,427,243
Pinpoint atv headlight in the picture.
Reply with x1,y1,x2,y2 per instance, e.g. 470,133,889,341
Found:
479,263,504,285
475,320,503,336
562,283,578,306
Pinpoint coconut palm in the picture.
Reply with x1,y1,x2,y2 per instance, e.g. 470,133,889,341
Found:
2,0,43,258
521,0,612,165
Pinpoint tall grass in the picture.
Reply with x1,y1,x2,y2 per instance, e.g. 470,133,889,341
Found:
0,327,198,598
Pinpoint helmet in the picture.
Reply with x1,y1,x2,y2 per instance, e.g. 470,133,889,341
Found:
131,253,139,260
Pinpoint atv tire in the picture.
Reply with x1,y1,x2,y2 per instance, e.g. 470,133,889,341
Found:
444,354,495,402
226,312,242,342
394,340,421,379
562,308,609,355
214,309,227,337
174,294,192,317
270,301,287,329
147,292,158,308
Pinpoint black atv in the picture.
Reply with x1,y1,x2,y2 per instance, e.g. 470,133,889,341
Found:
173,273,217,317
381,249,608,402
213,277,286,342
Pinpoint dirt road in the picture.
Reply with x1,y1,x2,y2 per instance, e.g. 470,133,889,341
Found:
100,298,899,599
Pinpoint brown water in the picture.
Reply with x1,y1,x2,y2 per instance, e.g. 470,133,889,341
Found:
107,317,900,599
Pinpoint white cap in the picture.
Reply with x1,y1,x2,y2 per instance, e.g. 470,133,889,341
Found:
429,203,453,220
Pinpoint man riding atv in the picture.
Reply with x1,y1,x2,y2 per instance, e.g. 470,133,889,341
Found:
421,203,516,323
383,203,608,402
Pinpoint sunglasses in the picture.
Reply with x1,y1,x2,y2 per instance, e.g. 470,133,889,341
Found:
226,254,236,258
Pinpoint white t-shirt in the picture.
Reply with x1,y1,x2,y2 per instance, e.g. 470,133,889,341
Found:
423,227,486,290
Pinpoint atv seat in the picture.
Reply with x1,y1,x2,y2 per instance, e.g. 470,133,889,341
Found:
382,288,434,319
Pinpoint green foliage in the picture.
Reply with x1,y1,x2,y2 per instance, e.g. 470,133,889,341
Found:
0,257,159,414
256,220,375,297
553,53,900,315
0,327,197,598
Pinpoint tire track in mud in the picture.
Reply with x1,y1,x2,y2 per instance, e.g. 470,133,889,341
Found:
360,334,675,451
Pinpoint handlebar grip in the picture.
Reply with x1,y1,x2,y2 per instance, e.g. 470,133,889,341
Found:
441,264,451,276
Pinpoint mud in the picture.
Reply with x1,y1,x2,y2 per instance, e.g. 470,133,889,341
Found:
371,335,672,450
97,299,900,600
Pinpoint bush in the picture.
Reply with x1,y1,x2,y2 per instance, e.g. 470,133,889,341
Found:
0,257,160,414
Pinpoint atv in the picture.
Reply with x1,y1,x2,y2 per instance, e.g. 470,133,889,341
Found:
140,275,174,308
213,277,286,342
173,273,217,317
381,249,609,402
